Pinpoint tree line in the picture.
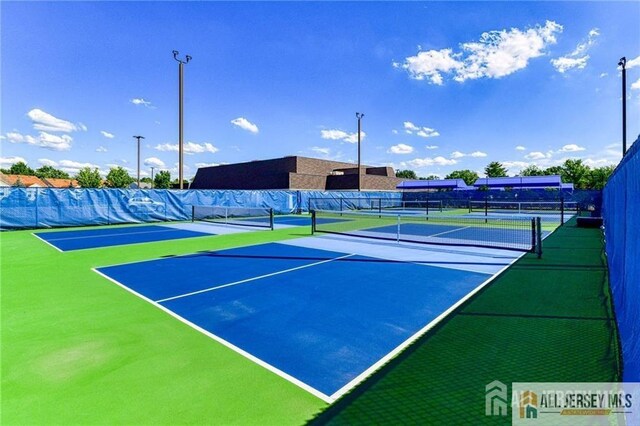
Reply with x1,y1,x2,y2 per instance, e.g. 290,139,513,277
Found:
1,162,173,189
395,159,615,190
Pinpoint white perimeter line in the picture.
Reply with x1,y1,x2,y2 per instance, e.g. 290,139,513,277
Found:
156,253,356,303
328,248,526,401
31,232,64,253
91,268,334,403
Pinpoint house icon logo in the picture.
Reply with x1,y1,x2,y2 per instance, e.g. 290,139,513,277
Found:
519,390,538,419
485,380,508,416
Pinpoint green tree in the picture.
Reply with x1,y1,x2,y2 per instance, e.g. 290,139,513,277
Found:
520,165,545,176
395,169,418,179
419,175,440,180
586,165,615,190
543,166,564,177
562,159,591,189
75,167,102,188
35,165,70,179
8,161,35,176
154,170,171,189
445,170,479,186
484,161,508,177
140,177,153,184
105,167,134,188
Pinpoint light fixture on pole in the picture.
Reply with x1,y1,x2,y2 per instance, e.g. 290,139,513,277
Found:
356,112,364,192
618,57,627,156
150,166,155,189
173,50,192,189
133,135,145,188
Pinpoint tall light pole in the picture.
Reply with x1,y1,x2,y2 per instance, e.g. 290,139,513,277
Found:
173,50,192,189
150,166,155,189
356,112,364,191
619,57,627,156
133,135,145,188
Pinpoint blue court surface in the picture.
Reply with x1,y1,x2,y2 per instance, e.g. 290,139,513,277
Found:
35,225,215,252
95,239,512,400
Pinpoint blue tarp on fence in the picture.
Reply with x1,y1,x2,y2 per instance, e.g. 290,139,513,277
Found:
603,136,640,382
0,189,402,229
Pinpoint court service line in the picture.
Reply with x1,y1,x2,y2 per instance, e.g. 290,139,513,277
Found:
92,268,334,403
155,253,356,304
426,225,472,239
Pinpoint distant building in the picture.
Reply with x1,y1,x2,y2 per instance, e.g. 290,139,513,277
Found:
0,173,79,188
190,156,406,190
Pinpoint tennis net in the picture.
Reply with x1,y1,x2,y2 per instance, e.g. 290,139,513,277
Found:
312,209,542,254
192,206,274,229
469,200,577,214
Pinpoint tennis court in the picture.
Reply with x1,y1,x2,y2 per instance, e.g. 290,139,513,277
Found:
95,235,521,401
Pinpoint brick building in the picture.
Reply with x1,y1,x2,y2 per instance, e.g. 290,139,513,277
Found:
190,156,406,190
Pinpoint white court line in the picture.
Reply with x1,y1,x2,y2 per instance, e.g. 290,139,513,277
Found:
31,232,64,253
92,268,334,403
328,247,525,401
424,225,472,239
155,253,355,303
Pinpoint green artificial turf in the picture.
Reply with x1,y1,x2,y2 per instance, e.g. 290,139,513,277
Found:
1,222,326,425
309,219,622,425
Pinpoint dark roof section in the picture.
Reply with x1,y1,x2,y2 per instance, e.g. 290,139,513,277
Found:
473,175,563,188
396,179,470,190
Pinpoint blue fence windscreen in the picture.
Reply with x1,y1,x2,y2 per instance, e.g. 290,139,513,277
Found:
603,136,640,382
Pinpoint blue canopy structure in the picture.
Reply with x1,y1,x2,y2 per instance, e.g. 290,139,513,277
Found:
396,179,470,190
473,175,563,188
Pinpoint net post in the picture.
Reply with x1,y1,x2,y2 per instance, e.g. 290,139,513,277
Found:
535,217,543,258
191,205,195,222
560,197,565,226
269,208,274,231
311,210,316,234
468,199,472,213
396,214,400,244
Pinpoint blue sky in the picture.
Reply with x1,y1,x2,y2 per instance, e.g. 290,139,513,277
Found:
2,1,639,180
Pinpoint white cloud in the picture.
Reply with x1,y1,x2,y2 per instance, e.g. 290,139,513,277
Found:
154,141,219,154
450,151,466,159
403,121,440,138
397,21,562,84
625,55,640,69
37,158,58,167
195,162,220,168
320,129,365,144
404,156,457,168
388,143,414,154
96,146,108,152
426,145,439,150
144,157,166,168
599,72,608,78
551,28,599,73
4,131,37,145
525,151,548,160
101,131,114,139
3,130,71,150
470,151,487,157
391,129,399,135
27,109,84,133
311,147,331,155
131,98,152,107
515,145,526,151
558,144,585,152
0,156,27,166
230,117,259,134
631,78,640,91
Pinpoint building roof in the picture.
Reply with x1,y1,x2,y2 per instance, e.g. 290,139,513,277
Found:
42,177,79,188
0,173,48,187
396,179,470,190
472,175,563,188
